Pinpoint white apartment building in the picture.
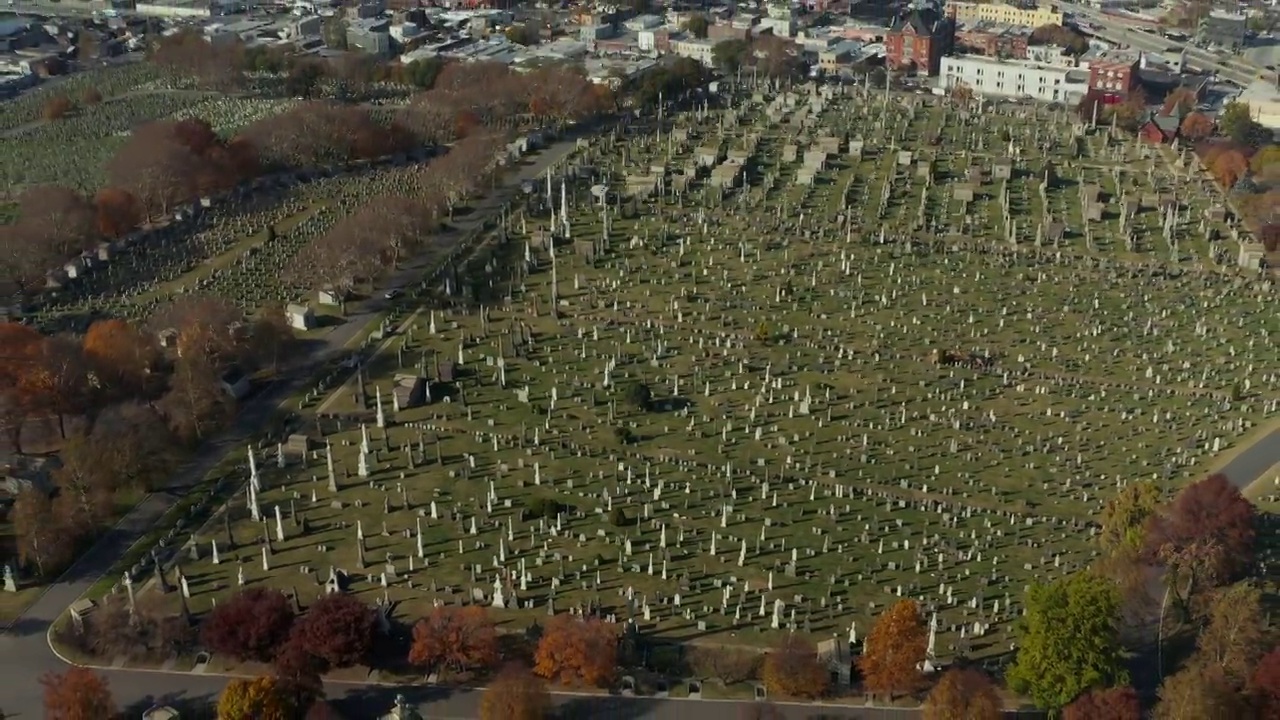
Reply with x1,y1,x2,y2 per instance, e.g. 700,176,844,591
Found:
670,37,715,66
940,54,1087,104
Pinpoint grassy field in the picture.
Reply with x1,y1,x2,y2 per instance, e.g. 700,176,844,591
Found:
147,88,1277,669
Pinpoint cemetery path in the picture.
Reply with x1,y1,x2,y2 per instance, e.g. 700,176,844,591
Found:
0,137,590,718
1217,425,1280,493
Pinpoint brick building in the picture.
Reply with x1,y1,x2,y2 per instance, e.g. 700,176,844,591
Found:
885,6,954,75
955,22,1030,60
707,22,750,43
1087,50,1139,103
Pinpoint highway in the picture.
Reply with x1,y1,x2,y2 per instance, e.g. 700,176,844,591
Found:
1060,1,1269,88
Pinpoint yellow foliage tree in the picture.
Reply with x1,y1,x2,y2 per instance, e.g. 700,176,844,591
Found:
217,676,297,720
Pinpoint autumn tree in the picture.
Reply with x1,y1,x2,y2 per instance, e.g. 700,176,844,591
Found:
83,319,160,399
1250,144,1280,182
1099,481,1161,552
158,354,234,445
92,402,178,492
1179,112,1214,142
14,185,98,260
43,94,73,121
1077,90,1105,125
151,28,245,89
74,592,195,661
1161,86,1198,116
408,605,499,677
480,663,552,720
285,593,375,671
1090,545,1159,647
1211,149,1249,188
1143,473,1256,609
93,187,143,238
1153,666,1244,720
761,635,829,699
218,676,298,720
1062,686,1141,720
53,432,117,531
12,485,75,578
859,599,927,698
1192,583,1269,688
1006,572,1127,711
201,587,296,663
1252,646,1280,718
533,615,617,687
42,667,115,720
81,86,102,105
687,646,760,686
924,666,1002,720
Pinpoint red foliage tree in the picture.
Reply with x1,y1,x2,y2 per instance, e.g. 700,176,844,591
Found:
42,667,116,720
408,605,499,676
285,593,375,671
1252,646,1280,718
1062,686,1142,720
1144,473,1256,606
94,187,143,238
201,587,296,663
15,185,98,258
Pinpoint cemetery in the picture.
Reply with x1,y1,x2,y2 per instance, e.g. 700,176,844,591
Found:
103,81,1277,683
0,91,298,192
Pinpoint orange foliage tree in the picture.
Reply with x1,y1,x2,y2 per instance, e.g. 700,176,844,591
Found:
1179,112,1214,142
17,335,90,440
82,319,160,398
480,663,552,720
859,599,928,698
923,666,1002,720
533,615,617,687
1210,149,1249,188
41,666,116,720
408,605,499,677
760,635,829,699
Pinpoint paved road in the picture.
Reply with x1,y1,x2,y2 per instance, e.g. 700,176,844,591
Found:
1062,3,1262,86
1217,427,1280,492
